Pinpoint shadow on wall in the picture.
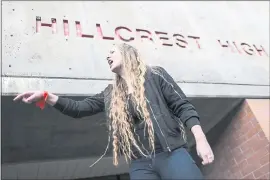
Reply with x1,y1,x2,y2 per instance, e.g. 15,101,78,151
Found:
1,96,110,164
1,96,243,166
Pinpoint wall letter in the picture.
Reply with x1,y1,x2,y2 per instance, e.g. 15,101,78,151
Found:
136,29,153,42
155,31,173,46
115,26,134,42
217,40,235,52
233,41,242,54
36,16,57,34
173,34,188,48
241,43,254,55
188,36,201,49
96,24,114,40
75,21,94,38
253,45,268,57
63,20,69,37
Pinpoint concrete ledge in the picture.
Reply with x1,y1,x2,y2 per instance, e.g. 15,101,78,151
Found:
1,156,129,180
2,77,269,98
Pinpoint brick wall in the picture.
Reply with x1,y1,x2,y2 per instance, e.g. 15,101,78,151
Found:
201,100,269,179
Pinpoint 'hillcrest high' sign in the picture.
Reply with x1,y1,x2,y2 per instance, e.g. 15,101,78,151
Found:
36,16,269,57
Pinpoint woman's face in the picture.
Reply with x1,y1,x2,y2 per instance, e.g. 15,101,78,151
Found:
107,46,123,74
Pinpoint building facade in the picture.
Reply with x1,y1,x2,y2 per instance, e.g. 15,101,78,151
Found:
1,1,269,179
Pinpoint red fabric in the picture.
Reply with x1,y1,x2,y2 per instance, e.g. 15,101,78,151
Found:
36,91,48,109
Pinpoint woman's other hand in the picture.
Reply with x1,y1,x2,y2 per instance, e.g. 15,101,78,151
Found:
191,125,214,165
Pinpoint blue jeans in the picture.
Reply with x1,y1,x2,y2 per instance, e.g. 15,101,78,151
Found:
129,148,204,179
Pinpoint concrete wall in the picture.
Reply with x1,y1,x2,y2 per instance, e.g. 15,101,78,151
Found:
2,1,269,97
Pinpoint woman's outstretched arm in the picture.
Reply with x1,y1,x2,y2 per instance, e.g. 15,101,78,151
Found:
14,85,111,118
52,90,105,118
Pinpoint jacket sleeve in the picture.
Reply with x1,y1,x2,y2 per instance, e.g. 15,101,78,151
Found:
53,87,108,118
155,66,200,130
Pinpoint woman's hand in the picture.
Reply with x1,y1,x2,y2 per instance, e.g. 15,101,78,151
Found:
14,91,59,106
13,91,44,104
191,125,214,165
195,136,214,165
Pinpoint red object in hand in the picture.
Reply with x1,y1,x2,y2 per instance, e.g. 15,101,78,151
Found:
36,91,48,110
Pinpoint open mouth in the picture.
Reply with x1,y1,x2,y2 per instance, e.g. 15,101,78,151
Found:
108,60,113,66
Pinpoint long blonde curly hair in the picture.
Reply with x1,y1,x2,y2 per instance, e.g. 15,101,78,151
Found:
108,43,154,166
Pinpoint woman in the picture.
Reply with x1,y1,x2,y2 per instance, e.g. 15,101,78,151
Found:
14,43,214,179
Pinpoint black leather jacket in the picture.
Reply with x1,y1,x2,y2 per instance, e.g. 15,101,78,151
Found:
53,66,200,153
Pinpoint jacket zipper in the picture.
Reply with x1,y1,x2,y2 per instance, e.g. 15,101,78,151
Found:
146,99,171,152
